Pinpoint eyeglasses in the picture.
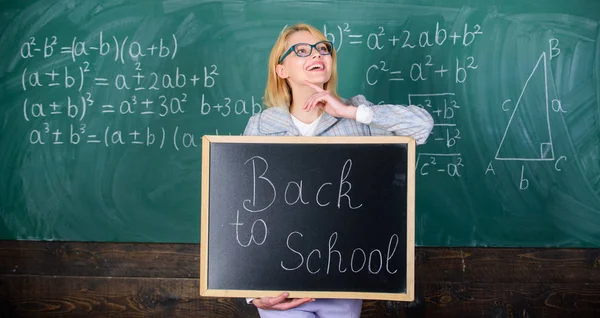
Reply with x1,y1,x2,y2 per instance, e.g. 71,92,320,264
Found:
278,41,333,63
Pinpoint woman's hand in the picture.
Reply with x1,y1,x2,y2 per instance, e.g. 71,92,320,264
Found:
303,81,357,119
252,293,314,311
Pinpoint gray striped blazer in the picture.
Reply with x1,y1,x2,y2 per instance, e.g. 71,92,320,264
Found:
243,95,434,145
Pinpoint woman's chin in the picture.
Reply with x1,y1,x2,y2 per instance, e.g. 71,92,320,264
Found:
304,74,331,85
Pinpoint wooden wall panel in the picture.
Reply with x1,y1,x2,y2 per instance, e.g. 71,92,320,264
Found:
1,241,599,317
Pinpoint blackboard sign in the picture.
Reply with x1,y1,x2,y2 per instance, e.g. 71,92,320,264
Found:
200,136,415,301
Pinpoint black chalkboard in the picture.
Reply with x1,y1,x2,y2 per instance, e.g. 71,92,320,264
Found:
200,136,415,301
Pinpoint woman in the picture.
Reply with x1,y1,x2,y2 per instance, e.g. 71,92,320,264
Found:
243,23,433,318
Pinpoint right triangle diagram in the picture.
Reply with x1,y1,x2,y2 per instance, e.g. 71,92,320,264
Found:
495,52,554,161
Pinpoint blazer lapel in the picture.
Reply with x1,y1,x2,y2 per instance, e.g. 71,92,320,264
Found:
313,112,340,136
258,107,300,136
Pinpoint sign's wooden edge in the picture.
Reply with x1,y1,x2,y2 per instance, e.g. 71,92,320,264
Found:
202,135,416,144
200,136,211,295
200,135,416,302
202,289,414,301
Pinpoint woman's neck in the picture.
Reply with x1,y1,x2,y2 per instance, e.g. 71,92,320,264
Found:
289,83,323,124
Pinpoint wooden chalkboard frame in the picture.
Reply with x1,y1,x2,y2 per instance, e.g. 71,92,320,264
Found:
200,136,415,301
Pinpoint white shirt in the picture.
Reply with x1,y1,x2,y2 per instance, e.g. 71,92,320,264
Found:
290,113,323,136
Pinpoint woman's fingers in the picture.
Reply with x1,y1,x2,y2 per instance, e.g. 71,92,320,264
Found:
303,91,329,111
253,293,315,311
271,298,315,311
310,92,332,110
301,81,346,115
303,81,332,111
303,92,319,110
260,293,289,306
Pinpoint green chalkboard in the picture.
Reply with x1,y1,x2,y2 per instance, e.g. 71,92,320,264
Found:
0,0,599,247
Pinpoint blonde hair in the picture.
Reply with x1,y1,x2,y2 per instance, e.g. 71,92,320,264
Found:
263,23,339,108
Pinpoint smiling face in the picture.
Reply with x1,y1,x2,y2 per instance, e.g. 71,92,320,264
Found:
276,31,333,88
263,24,339,108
